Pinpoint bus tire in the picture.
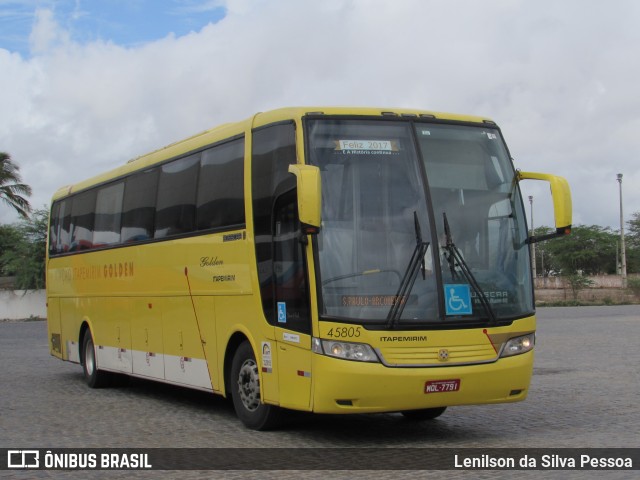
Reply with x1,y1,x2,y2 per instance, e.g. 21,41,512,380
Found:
81,330,111,388
401,406,447,421
230,341,282,430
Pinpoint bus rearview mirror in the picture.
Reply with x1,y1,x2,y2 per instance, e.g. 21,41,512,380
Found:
518,171,572,242
288,164,322,230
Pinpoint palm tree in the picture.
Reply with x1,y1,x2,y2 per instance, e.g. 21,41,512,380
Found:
0,152,32,219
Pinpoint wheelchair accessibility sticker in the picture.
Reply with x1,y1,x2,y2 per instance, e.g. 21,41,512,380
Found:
444,284,472,315
277,302,287,323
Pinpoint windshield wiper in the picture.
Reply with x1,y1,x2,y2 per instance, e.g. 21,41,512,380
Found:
442,212,497,325
386,212,429,328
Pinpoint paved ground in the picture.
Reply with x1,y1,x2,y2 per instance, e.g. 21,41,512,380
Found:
1,305,638,479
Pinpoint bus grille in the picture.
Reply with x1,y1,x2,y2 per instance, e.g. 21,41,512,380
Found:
376,343,498,367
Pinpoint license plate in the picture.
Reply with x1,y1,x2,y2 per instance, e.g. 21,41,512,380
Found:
424,379,460,394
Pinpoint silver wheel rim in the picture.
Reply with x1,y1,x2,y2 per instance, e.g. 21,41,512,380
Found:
85,337,95,376
237,358,260,411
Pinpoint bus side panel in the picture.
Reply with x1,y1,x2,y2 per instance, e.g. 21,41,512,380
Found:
131,297,165,380
92,297,133,374
47,297,63,359
194,295,219,391
275,328,312,410
162,296,212,390
59,297,84,363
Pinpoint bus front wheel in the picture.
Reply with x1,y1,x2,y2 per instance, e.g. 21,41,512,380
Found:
230,341,282,430
81,331,111,388
401,407,447,421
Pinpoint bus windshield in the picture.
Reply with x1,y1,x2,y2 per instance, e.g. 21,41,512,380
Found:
306,118,533,327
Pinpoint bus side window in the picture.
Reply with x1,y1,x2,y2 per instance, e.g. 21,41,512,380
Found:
197,137,245,230
59,200,72,252
49,202,61,255
273,189,311,334
155,154,200,239
121,168,158,243
251,121,299,325
69,190,96,251
94,181,124,247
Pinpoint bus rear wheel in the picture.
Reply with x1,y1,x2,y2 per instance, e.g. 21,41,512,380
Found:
81,330,111,388
230,341,282,430
401,407,447,421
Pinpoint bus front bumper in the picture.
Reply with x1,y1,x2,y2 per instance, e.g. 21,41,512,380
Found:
310,351,533,414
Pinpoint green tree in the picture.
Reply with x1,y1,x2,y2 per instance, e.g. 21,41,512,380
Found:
628,211,640,246
539,224,618,275
0,152,32,219
0,224,21,257
0,208,48,289
627,212,640,273
531,226,556,276
565,273,595,300
0,223,22,287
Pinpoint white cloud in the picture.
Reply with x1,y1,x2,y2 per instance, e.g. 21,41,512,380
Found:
29,8,71,54
1,0,639,230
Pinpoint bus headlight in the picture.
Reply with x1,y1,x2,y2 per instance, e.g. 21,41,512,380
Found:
500,333,535,357
313,338,379,363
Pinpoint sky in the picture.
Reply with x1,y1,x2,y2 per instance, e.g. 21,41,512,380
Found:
1,0,639,232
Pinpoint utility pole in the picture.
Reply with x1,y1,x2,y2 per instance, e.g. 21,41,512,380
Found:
617,174,627,288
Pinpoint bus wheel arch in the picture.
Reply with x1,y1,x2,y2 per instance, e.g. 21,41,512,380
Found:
223,332,250,398
225,336,282,430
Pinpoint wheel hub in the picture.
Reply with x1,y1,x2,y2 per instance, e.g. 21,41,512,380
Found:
85,339,95,375
237,359,260,411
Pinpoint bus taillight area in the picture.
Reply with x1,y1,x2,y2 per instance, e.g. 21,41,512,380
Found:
310,345,533,414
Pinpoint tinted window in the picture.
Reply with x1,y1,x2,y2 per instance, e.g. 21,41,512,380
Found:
251,122,299,323
47,203,57,254
121,168,158,243
155,154,200,238
273,191,311,334
70,190,96,251
197,137,245,230
48,202,60,255
94,182,124,246
59,200,72,253
252,124,297,241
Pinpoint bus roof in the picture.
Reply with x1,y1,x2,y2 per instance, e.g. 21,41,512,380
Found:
51,106,496,201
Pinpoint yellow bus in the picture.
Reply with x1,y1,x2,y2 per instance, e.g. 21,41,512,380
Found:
46,107,571,429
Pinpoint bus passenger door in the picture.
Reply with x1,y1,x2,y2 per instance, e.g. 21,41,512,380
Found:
273,192,313,410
